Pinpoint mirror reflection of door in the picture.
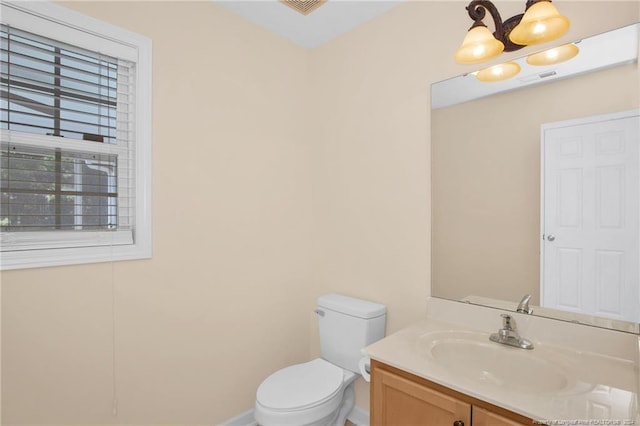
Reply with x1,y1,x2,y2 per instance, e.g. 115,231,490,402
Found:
541,110,640,323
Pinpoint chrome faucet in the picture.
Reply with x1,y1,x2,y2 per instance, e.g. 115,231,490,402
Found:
516,294,533,314
489,314,534,350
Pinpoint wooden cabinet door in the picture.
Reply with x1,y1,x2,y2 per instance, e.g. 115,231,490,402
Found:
473,407,527,426
372,367,471,426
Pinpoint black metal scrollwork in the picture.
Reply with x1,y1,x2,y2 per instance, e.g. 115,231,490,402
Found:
464,0,527,52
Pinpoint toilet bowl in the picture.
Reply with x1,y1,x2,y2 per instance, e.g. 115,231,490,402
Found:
254,358,357,426
254,294,387,426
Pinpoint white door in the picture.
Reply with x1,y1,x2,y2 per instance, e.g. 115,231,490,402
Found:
541,110,639,323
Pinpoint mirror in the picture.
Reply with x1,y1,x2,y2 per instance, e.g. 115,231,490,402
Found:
431,23,640,334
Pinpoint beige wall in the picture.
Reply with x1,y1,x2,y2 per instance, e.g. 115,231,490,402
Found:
432,63,640,305
1,1,638,425
306,0,639,410
2,2,314,424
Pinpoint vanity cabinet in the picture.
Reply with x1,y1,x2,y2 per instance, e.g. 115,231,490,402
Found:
371,360,531,426
472,407,524,426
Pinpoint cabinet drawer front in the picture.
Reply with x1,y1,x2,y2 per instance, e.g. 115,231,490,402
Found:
372,368,471,426
473,407,527,426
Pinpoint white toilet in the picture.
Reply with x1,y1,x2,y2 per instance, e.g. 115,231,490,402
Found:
254,293,387,426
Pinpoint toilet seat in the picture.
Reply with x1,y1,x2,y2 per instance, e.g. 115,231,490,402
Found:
256,358,344,411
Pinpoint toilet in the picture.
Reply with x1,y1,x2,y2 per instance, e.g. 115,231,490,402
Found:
254,293,387,426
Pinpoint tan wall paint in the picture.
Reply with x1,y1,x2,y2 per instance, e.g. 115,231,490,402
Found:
1,1,638,424
432,64,639,305
2,2,313,424
306,0,639,412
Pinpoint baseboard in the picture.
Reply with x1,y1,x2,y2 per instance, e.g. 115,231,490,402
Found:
348,405,370,426
217,408,258,426
218,405,369,426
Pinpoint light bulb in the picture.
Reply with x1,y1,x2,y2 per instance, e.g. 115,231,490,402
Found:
455,25,504,64
526,43,579,66
509,1,570,46
476,62,521,82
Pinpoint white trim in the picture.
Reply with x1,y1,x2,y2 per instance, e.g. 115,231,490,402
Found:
217,408,258,426
0,240,148,270
348,405,370,426
216,405,370,426
1,230,132,251
540,108,640,132
539,119,546,307
1,0,145,61
1,130,129,156
0,0,152,270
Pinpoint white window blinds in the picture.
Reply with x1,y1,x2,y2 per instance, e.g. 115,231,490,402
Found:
0,0,151,269
1,25,122,142
1,24,136,249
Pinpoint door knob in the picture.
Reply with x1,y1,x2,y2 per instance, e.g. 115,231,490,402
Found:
453,421,464,426
546,234,556,241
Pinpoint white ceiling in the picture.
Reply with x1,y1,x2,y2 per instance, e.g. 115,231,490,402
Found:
213,0,405,49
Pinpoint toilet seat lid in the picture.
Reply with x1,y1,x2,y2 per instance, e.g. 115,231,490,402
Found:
256,358,343,410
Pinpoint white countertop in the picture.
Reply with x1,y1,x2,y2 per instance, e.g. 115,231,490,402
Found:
366,298,640,423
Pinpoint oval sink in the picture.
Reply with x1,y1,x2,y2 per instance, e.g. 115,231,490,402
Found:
418,331,572,394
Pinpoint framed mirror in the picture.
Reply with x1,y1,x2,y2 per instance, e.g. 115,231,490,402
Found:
431,23,640,334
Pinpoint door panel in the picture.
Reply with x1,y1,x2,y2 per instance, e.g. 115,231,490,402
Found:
542,112,639,322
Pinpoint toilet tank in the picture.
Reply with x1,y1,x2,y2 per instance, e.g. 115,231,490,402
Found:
316,294,387,373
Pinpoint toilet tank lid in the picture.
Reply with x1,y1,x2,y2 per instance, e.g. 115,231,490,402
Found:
317,294,386,319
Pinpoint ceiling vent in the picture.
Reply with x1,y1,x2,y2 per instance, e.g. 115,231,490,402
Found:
280,0,327,16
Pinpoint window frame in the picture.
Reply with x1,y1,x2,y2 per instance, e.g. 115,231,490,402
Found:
0,0,152,270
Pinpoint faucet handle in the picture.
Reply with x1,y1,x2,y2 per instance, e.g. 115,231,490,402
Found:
517,294,533,314
501,314,514,330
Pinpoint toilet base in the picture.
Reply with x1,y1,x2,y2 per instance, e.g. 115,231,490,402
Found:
333,382,355,426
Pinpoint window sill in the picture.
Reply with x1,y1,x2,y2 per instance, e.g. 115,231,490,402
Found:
0,241,152,270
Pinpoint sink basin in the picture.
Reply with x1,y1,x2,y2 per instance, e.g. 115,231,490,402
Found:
418,331,572,394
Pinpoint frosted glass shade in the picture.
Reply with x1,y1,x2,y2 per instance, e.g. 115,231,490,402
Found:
509,1,570,46
526,43,579,65
476,61,521,82
455,25,505,64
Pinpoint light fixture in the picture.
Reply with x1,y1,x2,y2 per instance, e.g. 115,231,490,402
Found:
476,61,522,82
455,0,570,64
526,43,579,65
509,1,570,46
454,24,505,64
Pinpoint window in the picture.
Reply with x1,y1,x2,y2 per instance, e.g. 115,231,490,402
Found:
0,1,151,269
